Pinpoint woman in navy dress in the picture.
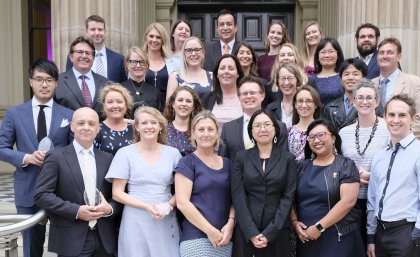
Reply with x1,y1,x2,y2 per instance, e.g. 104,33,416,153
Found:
292,119,364,257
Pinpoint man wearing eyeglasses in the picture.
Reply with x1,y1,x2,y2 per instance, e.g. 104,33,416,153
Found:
66,15,127,83
56,36,108,119
0,59,73,257
219,76,288,161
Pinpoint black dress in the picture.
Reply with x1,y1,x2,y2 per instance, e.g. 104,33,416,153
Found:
94,122,133,156
121,79,161,116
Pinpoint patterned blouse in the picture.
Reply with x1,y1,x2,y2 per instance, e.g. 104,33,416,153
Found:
288,125,308,161
166,122,195,156
94,122,133,156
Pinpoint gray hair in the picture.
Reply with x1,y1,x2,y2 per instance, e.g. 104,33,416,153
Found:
352,78,380,99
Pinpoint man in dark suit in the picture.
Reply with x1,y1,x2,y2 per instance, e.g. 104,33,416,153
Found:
0,59,73,257
219,76,288,161
355,23,381,79
66,15,127,83
56,36,108,118
204,9,241,71
35,107,119,257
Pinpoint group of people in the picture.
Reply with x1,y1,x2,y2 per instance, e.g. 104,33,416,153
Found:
0,9,419,257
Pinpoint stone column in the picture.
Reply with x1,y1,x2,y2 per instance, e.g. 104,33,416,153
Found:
51,0,141,71
337,0,420,75
296,0,319,51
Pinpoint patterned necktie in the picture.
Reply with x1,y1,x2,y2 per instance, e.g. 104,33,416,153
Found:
95,52,106,77
80,75,92,107
223,43,230,55
82,149,97,228
380,78,390,107
37,105,47,142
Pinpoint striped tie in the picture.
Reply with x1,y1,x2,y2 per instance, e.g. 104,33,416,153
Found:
380,78,389,107
95,52,106,77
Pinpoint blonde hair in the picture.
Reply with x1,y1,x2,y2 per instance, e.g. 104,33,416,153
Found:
270,43,305,85
125,46,149,73
190,110,220,149
271,62,307,93
143,23,172,58
179,37,205,80
99,83,134,118
133,106,167,144
301,21,323,67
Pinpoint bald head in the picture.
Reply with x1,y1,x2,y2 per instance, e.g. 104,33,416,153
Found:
71,107,100,149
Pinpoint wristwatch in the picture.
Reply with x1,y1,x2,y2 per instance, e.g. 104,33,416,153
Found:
315,222,325,233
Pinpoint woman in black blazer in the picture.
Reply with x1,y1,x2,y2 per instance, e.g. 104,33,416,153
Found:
231,109,297,257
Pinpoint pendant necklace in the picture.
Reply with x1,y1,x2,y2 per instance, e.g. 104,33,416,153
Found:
355,115,379,156
130,78,145,95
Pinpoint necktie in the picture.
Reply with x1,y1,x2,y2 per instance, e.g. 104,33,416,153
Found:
223,43,230,55
80,75,92,107
82,149,97,228
380,78,390,107
37,105,47,142
95,52,106,77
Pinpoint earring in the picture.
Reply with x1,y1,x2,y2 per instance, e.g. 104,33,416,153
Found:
273,136,277,144
332,143,338,155
159,130,162,135
251,139,255,144
311,152,316,160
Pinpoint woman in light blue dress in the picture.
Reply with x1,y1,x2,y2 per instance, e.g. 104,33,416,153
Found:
106,106,181,257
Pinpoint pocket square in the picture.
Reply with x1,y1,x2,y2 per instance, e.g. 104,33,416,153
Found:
60,118,69,128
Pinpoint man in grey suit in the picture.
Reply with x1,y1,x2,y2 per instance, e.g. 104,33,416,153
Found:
35,107,119,257
56,36,108,119
219,76,288,161
204,9,241,71
372,37,420,138
0,59,73,257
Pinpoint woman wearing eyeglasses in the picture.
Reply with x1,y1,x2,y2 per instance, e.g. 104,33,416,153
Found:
291,119,364,257
232,109,297,257
121,47,161,117
323,58,383,130
266,63,307,128
308,38,345,105
339,79,389,249
166,37,213,101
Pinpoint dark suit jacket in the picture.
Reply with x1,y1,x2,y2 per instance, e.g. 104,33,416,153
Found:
66,47,127,83
322,95,384,130
0,101,73,207
204,40,241,71
231,146,297,241
219,116,289,161
34,144,119,256
55,69,108,118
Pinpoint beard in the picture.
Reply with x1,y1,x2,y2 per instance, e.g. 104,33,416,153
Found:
357,43,377,57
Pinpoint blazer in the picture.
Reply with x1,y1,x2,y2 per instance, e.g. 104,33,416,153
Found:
204,40,241,72
322,95,384,130
219,116,289,161
231,146,297,242
55,69,108,118
34,144,120,256
0,101,73,207
372,72,420,138
66,47,127,83
356,51,401,80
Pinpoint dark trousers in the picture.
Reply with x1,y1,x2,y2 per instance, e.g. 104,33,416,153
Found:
58,229,113,257
375,222,420,257
232,225,292,257
357,198,367,249
16,205,45,257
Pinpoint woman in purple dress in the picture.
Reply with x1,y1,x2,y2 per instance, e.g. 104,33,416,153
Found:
308,38,345,105
257,21,291,81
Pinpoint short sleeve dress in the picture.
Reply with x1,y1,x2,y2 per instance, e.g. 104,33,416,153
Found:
174,153,232,257
166,122,195,156
105,144,182,257
309,74,343,105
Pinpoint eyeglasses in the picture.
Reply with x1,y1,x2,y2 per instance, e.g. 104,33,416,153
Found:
319,50,337,55
354,95,376,102
296,99,314,106
307,131,332,142
185,48,203,55
239,91,261,97
279,77,296,83
128,60,147,67
72,50,94,57
31,77,56,86
252,122,274,130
